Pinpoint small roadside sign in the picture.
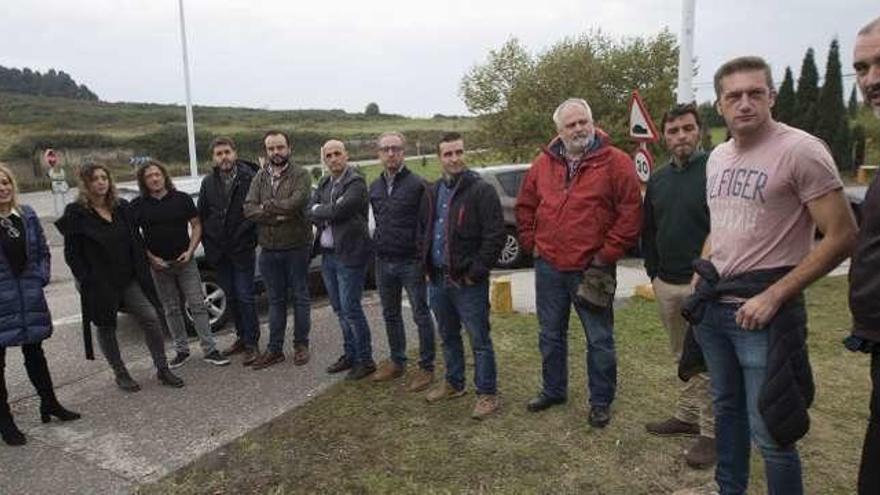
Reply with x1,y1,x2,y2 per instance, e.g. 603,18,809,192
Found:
44,148,59,168
633,146,653,183
628,91,659,143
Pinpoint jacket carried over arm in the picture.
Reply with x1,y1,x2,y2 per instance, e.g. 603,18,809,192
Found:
516,131,642,271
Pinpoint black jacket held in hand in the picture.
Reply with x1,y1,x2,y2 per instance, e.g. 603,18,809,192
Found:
849,174,880,344
198,162,258,266
422,170,505,284
55,200,160,327
681,259,814,447
309,167,372,267
369,167,430,262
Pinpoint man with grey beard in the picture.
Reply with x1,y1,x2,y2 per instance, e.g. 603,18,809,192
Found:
849,17,880,495
516,98,642,428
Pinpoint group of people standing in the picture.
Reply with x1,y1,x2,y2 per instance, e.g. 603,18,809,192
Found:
0,16,877,495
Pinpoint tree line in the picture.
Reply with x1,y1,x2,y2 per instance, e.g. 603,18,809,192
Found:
0,65,98,101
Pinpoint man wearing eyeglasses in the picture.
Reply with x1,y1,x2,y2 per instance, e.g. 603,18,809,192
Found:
367,132,436,392
310,140,375,380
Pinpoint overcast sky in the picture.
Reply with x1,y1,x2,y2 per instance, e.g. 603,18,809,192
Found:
0,1,875,117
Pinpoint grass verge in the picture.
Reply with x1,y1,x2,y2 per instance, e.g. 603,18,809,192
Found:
139,276,869,494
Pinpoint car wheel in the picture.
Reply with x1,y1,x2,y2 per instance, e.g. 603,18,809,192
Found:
496,229,524,269
184,271,230,333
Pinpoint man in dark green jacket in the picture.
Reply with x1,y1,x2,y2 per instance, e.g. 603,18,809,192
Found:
244,131,314,370
642,103,715,471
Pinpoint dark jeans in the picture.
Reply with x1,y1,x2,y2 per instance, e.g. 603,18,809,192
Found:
376,258,435,370
216,253,260,350
321,253,373,364
859,351,880,495
535,258,616,407
695,301,803,495
259,247,311,353
428,277,497,395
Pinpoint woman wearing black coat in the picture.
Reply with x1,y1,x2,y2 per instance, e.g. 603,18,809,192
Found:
56,164,184,392
0,164,80,446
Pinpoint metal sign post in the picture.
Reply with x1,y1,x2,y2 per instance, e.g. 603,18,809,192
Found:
44,149,69,216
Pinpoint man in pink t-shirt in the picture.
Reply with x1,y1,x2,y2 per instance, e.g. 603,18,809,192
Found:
685,56,857,495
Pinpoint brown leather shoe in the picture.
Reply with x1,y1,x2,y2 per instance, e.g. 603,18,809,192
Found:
252,351,285,370
425,382,466,403
222,339,246,357
293,344,310,366
242,349,259,367
406,368,434,392
645,417,700,436
371,360,404,382
685,435,717,469
471,394,500,420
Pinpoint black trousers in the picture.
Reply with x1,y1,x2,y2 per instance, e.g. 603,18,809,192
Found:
859,351,880,495
0,343,56,418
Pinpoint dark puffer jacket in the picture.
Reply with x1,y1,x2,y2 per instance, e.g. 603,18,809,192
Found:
369,167,429,262
0,205,52,347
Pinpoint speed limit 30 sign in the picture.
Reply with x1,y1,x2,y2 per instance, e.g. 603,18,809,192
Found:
633,147,653,183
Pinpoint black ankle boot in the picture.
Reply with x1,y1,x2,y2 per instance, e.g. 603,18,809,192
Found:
114,368,141,392
0,415,26,446
157,368,184,388
39,401,82,423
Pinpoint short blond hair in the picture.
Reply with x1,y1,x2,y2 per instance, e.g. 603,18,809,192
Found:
0,162,20,212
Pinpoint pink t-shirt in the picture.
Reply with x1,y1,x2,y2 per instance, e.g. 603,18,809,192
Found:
706,122,842,277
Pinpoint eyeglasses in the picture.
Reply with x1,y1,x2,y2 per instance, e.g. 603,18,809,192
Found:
0,217,20,239
379,146,403,154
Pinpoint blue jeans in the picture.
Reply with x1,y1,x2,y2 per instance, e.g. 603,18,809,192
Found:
695,302,803,495
259,247,311,353
321,253,373,364
535,258,616,407
428,278,497,395
215,253,260,350
376,259,435,370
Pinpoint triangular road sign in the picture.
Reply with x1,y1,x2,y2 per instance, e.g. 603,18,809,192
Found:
629,90,659,142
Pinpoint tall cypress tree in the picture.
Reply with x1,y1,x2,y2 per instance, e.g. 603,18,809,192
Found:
815,39,852,171
848,84,860,118
774,67,796,124
794,48,820,133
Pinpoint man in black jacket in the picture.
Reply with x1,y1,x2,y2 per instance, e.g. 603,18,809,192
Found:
368,131,436,391
198,137,261,365
422,132,504,420
850,18,880,495
309,140,375,380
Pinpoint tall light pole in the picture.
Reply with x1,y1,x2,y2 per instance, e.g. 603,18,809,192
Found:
177,0,198,177
677,0,696,103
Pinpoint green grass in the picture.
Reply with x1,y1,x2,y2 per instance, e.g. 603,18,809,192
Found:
138,276,868,495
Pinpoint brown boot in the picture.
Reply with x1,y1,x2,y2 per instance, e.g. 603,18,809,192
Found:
645,417,700,436
252,351,285,370
221,339,246,357
406,368,434,392
241,349,259,367
293,344,310,366
685,435,717,469
371,360,404,382
471,394,500,420
425,382,466,403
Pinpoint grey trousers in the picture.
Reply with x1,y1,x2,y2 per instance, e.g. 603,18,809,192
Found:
96,280,168,371
150,258,216,355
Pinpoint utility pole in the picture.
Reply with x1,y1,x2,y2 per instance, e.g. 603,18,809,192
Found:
677,0,696,103
177,0,198,177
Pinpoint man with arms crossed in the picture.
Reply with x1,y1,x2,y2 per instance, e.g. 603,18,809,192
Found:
369,132,436,391
686,56,856,495
310,140,376,380
244,131,313,370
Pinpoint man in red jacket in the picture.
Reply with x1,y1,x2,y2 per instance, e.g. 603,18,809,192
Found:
516,98,642,427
